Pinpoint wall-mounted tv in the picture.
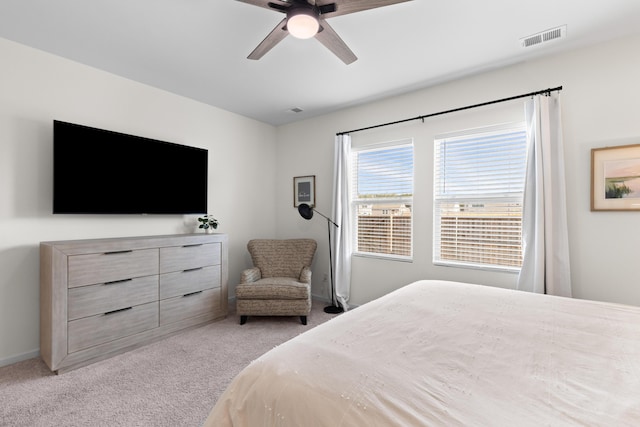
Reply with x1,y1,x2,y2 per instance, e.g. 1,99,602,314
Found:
53,120,208,214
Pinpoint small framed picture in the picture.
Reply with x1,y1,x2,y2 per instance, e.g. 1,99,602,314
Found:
293,175,315,207
591,143,640,211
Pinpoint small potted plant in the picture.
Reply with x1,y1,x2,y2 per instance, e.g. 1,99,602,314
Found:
197,215,219,233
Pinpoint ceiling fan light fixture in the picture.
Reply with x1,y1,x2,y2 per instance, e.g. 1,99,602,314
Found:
287,7,319,39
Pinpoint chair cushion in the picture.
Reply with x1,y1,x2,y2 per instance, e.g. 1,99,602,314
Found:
236,278,310,300
247,239,317,280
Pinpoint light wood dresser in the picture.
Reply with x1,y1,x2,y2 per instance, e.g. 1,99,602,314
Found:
40,233,228,373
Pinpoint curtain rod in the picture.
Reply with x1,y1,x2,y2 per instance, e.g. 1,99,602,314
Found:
336,86,563,136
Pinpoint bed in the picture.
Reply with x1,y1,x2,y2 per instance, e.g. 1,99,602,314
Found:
204,280,640,426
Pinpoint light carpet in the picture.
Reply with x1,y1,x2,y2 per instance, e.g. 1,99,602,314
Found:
0,301,337,426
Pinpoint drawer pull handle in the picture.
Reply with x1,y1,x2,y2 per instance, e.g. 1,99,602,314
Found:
104,250,133,255
183,267,203,273
104,307,132,316
183,291,203,298
104,278,133,285
183,244,203,248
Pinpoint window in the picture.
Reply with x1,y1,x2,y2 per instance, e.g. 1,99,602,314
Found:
351,140,414,259
433,124,527,270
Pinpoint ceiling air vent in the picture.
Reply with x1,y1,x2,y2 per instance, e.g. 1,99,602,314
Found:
520,25,566,48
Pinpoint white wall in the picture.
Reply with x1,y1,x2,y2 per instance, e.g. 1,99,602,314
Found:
276,34,640,307
0,38,278,365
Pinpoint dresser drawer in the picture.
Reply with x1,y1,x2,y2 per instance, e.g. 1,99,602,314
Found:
68,302,159,353
159,265,220,300
68,275,158,321
68,248,159,288
159,243,220,274
160,288,220,325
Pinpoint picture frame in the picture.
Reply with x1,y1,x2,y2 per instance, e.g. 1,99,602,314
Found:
293,175,315,208
591,143,640,211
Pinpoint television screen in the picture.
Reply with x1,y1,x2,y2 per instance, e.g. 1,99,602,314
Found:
53,120,208,214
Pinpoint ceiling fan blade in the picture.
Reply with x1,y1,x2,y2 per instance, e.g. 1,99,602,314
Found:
315,18,357,65
235,0,290,13
318,3,337,14
317,0,412,18
247,18,289,60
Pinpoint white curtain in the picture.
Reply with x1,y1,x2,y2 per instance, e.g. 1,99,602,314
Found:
517,93,572,297
331,134,352,310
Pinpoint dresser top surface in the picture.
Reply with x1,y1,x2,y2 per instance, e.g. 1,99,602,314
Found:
41,233,228,255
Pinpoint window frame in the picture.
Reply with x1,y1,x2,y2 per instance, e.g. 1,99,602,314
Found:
433,123,527,272
350,139,415,262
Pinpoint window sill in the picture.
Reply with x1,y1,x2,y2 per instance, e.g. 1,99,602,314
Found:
353,252,413,263
433,260,520,274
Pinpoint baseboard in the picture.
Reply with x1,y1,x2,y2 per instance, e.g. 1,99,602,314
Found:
0,349,40,368
310,293,331,303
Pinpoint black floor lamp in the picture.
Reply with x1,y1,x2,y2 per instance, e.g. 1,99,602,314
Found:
298,203,344,314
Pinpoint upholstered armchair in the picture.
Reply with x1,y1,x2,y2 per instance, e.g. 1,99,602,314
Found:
235,239,317,325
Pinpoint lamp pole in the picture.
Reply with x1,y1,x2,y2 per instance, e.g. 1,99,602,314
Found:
323,214,342,314
297,203,343,314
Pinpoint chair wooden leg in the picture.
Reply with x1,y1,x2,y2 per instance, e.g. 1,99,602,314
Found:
240,315,248,325
300,316,307,325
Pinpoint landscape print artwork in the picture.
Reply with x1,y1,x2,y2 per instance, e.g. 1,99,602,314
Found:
592,143,640,211
604,158,640,199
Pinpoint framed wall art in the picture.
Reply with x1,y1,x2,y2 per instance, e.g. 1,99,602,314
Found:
293,175,315,207
591,143,640,211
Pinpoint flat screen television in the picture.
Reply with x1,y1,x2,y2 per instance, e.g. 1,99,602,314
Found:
53,120,208,214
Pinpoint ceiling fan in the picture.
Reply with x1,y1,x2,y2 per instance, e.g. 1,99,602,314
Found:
236,0,413,64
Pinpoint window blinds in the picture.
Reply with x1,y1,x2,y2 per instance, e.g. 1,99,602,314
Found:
434,126,527,269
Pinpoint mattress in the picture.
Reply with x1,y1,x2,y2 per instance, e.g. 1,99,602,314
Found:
204,280,640,426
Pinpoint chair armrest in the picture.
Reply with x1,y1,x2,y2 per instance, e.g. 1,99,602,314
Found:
241,267,262,283
299,266,312,284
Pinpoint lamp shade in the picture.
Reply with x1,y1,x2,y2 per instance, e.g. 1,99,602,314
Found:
298,203,314,220
287,7,319,39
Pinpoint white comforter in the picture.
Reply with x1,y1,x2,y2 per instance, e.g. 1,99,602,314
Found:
204,280,640,426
